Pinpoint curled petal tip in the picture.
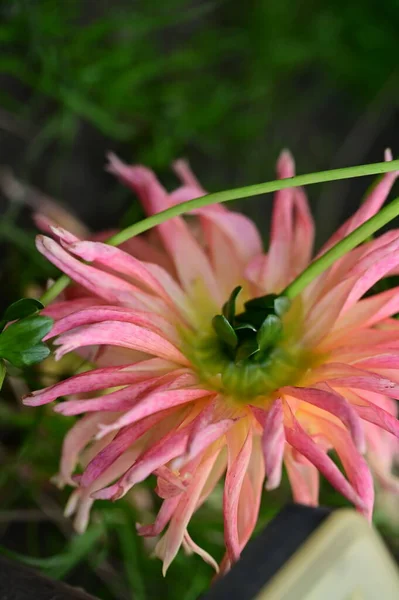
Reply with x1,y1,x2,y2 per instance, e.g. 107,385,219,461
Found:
384,148,393,162
277,148,295,179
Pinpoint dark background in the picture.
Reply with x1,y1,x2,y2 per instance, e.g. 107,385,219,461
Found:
0,1,398,599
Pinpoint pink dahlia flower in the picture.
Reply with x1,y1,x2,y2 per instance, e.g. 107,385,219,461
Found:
24,150,399,574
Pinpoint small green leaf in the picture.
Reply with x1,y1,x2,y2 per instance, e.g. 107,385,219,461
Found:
274,296,291,317
0,361,5,390
212,314,238,348
2,298,44,324
244,294,278,312
222,285,242,323
17,344,51,367
0,315,53,367
235,338,259,363
257,314,282,352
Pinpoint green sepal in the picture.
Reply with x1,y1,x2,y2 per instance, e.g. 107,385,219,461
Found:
0,298,44,331
222,286,242,323
244,294,278,312
0,315,53,368
212,314,238,349
257,314,282,352
235,338,259,363
274,296,291,317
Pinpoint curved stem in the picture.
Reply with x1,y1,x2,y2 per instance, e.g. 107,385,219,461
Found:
40,159,399,305
107,160,399,245
284,195,399,299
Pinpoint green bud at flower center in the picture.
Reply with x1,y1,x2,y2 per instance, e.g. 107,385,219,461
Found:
185,287,313,403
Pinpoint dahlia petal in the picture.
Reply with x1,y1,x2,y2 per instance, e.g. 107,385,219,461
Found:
172,159,204,190
262,151,295,291
313,417,374,520
342,236,399,310
182,532,219,573
94,426,192,500
155,466,188,498
107,156,221,302
178,418,236,467
81,410,175,488
137,496,181,537
283,386,365,452
36,235,161,311
43,298,101,319
57,371,197,417
155,451,219,575
95,388,213,439
45,306,179,344
303,278,355,345
57,412,116,487
284,418,366,512
352,399,399,439
64,240,178,309
54,379,158,416
332,288,399,335
53,321,189,366
304,362,399,399
320,153,399,255
261,398,285,489
235,435,265,553
291,187,315,273
284,445,319,505
23,359,173,406
119,235,176,274
223,429,253,563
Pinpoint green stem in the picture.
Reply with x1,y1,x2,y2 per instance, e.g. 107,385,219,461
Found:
40,159,399,305
284,195,399,299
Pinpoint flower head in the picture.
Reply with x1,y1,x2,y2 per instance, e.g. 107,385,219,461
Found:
24,150,399,574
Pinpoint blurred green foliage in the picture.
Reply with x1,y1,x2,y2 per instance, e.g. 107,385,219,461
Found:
1,0,398,176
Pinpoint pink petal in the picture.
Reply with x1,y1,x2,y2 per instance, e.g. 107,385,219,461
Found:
283,386,365,452
285,418,366,512
223,430,253,563
43,298,102,319
284,445,319,505
178,418,236,467
261,399,285,489
137,496,181,537
332,288,399,334
36,235,162,311
155,467,188,499
155,451,219,575
54,380,158,416
95,388,213,439
304,362,399,399
107,155,221,302
65,240,179,309
319,152,399,255
23,359,172,406
351,396,399,438
53,321,189,365
45,305,179,344
57,413,116,486
261,151,295,291
81,409,175,488
342,235,399,310
93,426,192,500
291,187,314,274
313,417,374,520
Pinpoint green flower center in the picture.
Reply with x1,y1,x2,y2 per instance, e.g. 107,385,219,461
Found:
185,286,313,403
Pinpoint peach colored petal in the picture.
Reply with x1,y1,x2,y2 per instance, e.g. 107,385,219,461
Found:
53,321,189,366
261,398,285,489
